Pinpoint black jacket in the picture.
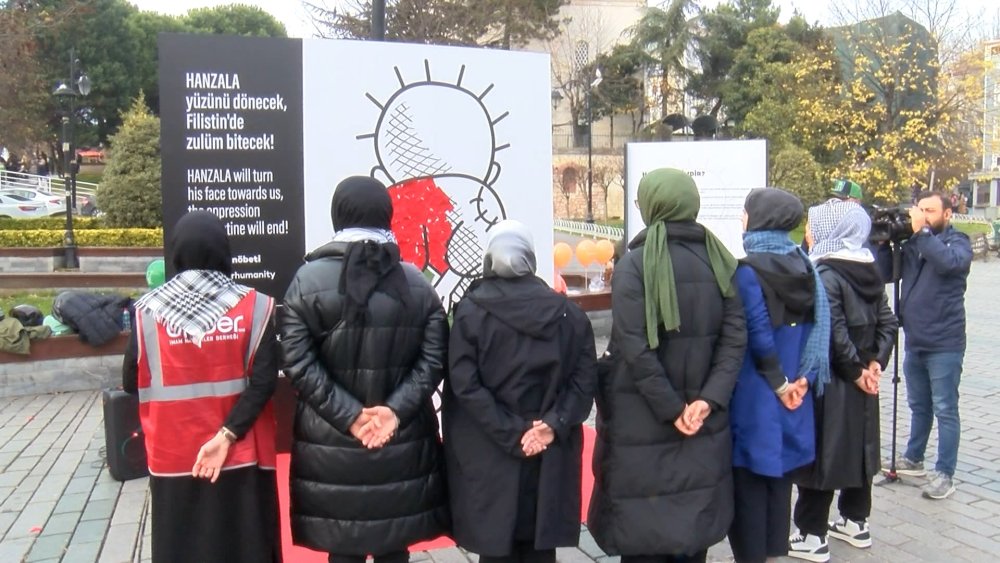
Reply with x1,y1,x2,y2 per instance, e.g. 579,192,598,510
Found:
443,276,597,556
794,260,897,491
588,223,747,556
279,241,450,554
54,291,129,346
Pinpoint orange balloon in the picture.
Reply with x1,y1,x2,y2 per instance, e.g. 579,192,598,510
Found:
595,240,616,264
553,242,572,269
576,239,596,266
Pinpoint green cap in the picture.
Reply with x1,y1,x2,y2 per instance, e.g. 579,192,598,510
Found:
831,179,863,200
146,259,165,288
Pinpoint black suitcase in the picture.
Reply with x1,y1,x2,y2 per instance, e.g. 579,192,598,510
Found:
102,388,149,481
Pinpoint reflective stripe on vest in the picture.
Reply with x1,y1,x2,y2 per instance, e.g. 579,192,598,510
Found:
137,292,274,403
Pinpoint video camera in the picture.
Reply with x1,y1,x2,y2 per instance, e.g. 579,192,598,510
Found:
869,207,912,244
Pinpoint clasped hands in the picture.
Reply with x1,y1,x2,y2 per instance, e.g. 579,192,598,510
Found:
520,420,555,457
855,361,882,395
349,406,400,449
674,399,711,436
778,377,810,411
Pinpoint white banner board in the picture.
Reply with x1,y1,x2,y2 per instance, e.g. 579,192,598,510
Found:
624,140,768,258
303,40,553,311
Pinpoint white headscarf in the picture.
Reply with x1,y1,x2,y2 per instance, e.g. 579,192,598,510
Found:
484,220,536,278
808,199,874,263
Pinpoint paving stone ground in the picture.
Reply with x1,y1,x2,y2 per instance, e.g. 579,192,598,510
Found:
2,259,1000,562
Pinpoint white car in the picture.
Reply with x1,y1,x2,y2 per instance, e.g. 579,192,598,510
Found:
0,188,68,216
0,193,48,218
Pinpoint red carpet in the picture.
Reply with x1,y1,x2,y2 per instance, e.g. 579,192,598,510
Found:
277,426,597,561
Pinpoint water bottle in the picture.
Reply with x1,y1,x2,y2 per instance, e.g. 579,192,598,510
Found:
121,308,131,332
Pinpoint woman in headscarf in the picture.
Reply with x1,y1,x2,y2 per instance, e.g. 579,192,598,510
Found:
279,176,449,563
444,220,597,563
788,200,897,563
122,211,281,563
728,188,827,563
588,168,747,563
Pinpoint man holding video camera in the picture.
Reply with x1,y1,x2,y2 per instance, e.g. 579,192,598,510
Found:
883,191,972,500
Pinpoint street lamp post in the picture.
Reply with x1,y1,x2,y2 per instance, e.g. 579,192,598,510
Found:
372,0,386,40
53,47,90,270
585,69,603,224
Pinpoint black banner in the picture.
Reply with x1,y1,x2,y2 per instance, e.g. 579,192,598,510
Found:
159,34,304,298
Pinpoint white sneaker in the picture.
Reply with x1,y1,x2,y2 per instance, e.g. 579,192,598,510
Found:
788,530,830,562
828,516,872,548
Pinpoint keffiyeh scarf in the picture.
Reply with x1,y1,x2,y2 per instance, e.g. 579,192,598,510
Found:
135,269,249,347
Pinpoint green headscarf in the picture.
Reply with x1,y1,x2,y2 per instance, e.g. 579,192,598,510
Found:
638,168,738,348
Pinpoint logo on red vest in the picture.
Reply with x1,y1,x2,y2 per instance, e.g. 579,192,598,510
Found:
166,315,246,344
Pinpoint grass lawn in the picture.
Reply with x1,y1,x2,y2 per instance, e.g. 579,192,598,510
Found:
0,289,140,317
954,222,993,237
0,290,64,316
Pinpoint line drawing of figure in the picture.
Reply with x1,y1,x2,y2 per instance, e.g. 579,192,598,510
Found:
358,60,510,312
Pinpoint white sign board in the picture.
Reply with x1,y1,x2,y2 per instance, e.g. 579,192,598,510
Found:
624,140,768,258
303,40,553,311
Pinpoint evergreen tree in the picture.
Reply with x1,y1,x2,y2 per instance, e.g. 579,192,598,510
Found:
98,94,162,228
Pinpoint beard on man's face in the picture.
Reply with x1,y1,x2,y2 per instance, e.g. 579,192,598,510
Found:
928,215,948,234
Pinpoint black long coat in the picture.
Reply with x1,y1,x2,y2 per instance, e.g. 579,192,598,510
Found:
279,241,450,554
443,276,597,556
794,260,897,491
587,223,747,557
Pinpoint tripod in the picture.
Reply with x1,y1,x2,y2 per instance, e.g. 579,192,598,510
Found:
881,240,904,484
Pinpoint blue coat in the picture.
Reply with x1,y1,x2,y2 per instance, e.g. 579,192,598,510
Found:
731,265,816,478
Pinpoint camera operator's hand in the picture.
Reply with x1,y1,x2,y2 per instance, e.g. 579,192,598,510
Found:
909,206,927,233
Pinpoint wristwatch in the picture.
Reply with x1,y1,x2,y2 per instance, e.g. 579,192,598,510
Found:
918,226,933,237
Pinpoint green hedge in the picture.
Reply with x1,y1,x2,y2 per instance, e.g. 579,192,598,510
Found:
0,228,163,247
0,217,104,230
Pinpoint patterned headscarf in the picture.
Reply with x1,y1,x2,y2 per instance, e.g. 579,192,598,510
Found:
808,200,874,263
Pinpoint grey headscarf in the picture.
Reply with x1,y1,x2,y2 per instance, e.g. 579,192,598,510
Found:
484,220,536,279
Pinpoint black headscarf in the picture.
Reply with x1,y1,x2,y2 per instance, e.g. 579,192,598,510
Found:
745,188,804,232
329,176,410,323
331,176,393,231
741,188,815,326
171,210,232,275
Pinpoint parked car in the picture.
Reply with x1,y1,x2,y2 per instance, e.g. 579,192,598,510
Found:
0,193,48,218
0,188,67,216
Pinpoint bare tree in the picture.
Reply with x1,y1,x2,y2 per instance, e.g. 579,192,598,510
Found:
548,8,615,146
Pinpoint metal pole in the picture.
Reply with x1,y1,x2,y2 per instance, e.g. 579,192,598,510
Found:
586,85,594,224
63,48,78,269
372,0,386,40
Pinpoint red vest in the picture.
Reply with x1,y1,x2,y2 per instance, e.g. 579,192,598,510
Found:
136,290,277,477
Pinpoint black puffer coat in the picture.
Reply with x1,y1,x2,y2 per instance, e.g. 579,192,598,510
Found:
793,260,897,491
588,223,747,556
53,291,129,345
279,241,450,554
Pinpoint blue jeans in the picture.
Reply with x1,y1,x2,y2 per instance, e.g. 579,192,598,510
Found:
903,350,964,477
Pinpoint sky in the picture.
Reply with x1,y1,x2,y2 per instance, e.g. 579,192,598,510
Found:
130,0,1000,39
